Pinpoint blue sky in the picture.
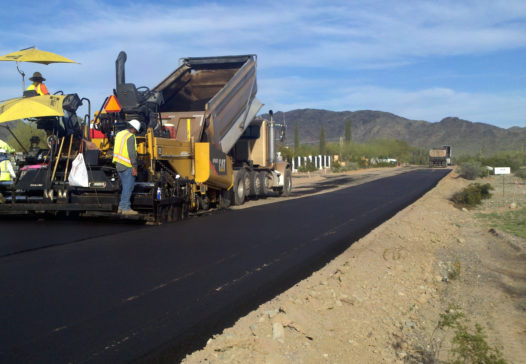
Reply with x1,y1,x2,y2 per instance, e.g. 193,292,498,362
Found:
1,0,525,128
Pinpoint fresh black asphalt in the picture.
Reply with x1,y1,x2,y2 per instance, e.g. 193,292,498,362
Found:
0,168,450,363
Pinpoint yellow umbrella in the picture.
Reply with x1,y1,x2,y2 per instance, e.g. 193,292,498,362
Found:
0,46,77,91
0,95,65,123
0,47,77,65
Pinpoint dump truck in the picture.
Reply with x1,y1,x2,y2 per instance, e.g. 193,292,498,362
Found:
0,52,291,222
428,145,451,168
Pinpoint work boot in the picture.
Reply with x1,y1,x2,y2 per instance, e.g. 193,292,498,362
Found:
120,209,139,215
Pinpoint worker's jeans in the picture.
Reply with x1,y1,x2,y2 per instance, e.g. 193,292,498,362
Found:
118,168,135,210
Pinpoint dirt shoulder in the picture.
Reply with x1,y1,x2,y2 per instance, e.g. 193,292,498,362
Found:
183,170,526,363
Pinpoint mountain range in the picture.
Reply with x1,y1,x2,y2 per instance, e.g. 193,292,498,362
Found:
261,109,526,156
1,109,524,157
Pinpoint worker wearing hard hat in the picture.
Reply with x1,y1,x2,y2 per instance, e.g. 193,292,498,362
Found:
26,72,49,96
113,119,141,215
0,149,16,183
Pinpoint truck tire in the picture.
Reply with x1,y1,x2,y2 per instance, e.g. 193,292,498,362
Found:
243,169,251,199
219,189,232,208
233,169,246,205
281,168,292,197
249,171,262,197
258,171,269,197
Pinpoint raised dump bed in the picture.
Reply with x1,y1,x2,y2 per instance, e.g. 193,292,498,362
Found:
153,55,262,154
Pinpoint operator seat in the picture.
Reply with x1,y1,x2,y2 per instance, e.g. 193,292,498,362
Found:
116,83,145,109
115,83,164,132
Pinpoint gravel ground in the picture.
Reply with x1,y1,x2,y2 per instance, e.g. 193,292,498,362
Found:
182,169,526,364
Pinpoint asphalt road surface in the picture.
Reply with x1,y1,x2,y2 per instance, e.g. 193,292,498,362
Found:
0,168,450,363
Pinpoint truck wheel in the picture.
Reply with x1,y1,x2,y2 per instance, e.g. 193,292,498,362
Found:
258,171,269,197
219,189,232,208
243,169,251,199
249,171,261,197
233,169,246,205
281,168,292,197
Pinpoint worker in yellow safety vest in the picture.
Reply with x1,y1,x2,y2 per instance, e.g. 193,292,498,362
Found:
112,119,141,215
0,149,16,182
26,72,49,95
0,139,15,154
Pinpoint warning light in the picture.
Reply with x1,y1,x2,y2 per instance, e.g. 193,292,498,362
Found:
104,95,122,113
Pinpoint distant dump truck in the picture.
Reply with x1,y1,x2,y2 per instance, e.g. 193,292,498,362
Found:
429,145,451,168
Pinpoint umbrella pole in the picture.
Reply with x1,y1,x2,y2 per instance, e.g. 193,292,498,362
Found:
51,136,65,183
63,134,74,181
16,62,26,92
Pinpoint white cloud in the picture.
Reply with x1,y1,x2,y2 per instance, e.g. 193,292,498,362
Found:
14,0,526,69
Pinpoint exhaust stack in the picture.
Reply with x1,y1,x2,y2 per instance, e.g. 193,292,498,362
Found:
115,51,127,88
268,110,275,165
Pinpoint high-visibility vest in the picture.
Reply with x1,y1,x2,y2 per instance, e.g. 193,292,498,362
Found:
0,140,14,154
0,160,12,181
112,130,136,168
26,83,49,96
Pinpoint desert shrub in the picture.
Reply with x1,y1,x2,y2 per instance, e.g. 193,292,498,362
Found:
447,260,462,280
298,159,317,172
481,152,523,172
452,183,493,207
478,183,493,198
278,144,294,161
331,159,342,172
430,305,508,364
451,323,508,364
456,151,526,173
374,161,397,167
409,148,429,165
515,168,526,180
457,161,486,180
331,161,360,172
346,162,360,170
